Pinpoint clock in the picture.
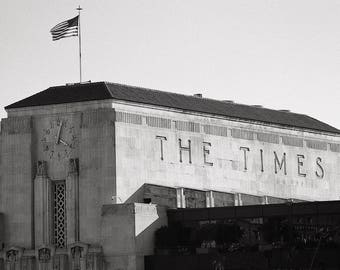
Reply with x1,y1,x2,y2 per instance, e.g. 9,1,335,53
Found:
41,118,77,161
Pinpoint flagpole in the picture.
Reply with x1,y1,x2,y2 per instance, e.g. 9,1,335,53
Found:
77,6,82,83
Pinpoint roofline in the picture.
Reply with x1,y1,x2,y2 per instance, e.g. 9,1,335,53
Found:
6,94,340,137
5,81,340,135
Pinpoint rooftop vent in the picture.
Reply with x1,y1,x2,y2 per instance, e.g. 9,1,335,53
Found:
66,80,92,86
193,93,203,98
81,80,92,84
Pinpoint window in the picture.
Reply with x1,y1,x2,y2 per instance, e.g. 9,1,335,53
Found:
53,181,67,248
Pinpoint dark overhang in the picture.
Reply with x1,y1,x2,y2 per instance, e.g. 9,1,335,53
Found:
167,200,340,222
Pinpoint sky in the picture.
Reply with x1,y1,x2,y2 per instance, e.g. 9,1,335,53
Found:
1,0,340,130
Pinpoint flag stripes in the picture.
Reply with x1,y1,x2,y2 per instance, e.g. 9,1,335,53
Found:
50,16,79,41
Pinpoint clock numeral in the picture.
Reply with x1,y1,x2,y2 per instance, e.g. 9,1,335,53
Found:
43,144,49,152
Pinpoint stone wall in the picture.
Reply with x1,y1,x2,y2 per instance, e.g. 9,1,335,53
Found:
100,203,167,270
1,96,339,270
113,104,340,203
79,109,116,244
0,244,103,270
0,108,117,249
0,116,33,247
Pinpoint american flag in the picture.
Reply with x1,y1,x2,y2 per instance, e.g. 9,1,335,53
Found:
50,16,79,41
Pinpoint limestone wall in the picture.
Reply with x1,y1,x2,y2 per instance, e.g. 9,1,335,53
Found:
1,96,339,265
112,103,340,203
0,107,116,249
79,109,116,244
100,203,167,270
30,108,116,246
0,116,33,247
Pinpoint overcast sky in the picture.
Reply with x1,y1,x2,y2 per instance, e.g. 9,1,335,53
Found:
1,0,340,130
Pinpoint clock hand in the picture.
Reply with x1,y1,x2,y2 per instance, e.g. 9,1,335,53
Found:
55,120,63,144
59,138,70,147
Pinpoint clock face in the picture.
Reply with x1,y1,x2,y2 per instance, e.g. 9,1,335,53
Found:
41,118,77,161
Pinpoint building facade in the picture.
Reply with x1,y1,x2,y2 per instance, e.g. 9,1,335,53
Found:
0,82,339,270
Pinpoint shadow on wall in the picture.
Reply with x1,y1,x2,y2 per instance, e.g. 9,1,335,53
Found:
124,183,177,208
124,185,145,204
100,202,168,270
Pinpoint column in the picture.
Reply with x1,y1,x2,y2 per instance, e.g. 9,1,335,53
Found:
176,188,185,208
34,161,52,246
234,193,242,206
205,190,214,208
66,158,80,244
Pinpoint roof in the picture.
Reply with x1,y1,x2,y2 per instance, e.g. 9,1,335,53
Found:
5,81,340,134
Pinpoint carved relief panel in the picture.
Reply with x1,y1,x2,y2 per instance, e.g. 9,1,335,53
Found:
38,248,51,263
68,243,88,270
3,247,23,270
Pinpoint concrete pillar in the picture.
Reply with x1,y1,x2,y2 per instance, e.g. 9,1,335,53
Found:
234,193,242,206
176,188,185,208
262,196,269,205
66,158,80,244
205,191,214,208
34,161,52,246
